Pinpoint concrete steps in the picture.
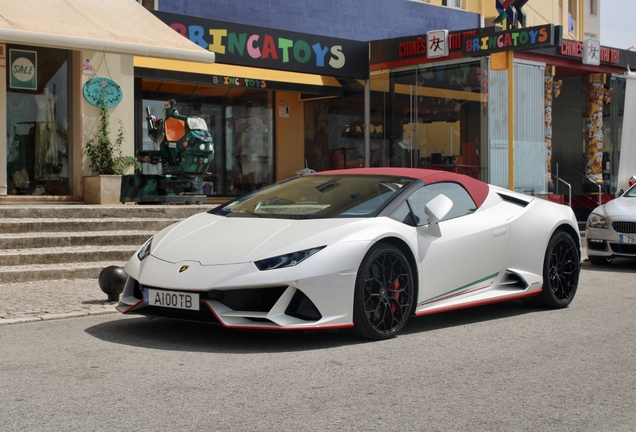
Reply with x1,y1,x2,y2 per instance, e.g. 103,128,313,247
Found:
0,204,217,283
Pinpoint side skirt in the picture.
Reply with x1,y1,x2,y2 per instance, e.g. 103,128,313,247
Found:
414,288,542,317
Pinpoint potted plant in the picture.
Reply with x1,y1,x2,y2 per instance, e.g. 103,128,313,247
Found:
84,90,141,204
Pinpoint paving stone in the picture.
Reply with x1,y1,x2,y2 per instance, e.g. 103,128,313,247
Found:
0,278,118,325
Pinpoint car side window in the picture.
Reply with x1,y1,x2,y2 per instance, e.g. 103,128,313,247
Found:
388,201,417,226
405,182,477,226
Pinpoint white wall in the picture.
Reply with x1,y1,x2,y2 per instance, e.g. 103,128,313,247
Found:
81,52,135,176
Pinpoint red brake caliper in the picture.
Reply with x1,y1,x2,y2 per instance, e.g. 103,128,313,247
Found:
390,270,400,313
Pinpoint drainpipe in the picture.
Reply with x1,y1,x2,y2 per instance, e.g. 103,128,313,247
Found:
365,78,370,167
507,51,515,191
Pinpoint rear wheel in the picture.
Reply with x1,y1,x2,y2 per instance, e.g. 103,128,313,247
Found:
352,244,414,340
533,231,580,308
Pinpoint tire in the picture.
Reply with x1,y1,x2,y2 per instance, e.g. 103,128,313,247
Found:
533,231,580,309
588,256,613,266
352,243,414,340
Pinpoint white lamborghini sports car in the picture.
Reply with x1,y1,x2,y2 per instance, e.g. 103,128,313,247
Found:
117,168,581,340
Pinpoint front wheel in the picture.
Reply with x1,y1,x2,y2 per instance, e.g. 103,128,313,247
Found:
533,231,580,308
352,244,414,340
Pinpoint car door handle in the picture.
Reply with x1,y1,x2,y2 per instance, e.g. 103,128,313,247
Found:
493,227,508,237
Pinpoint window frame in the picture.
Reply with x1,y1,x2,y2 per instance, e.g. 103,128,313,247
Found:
442,0,462,8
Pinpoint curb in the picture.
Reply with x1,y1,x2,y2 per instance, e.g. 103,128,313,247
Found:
0,307,117,326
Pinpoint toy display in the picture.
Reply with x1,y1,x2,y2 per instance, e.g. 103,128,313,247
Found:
120,100,214,204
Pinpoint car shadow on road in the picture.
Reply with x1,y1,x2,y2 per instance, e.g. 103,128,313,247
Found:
85,316,361,353
581,258,636,273
85,299,541,353
401,300,539,335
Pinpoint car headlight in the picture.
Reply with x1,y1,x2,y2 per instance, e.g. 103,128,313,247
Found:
254,246,325,271
587,213,608,229
137,237,153,261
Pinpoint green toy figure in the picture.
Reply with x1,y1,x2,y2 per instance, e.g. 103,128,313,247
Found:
120,100,214,204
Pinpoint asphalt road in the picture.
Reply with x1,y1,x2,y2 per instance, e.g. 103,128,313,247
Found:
1,260,635,432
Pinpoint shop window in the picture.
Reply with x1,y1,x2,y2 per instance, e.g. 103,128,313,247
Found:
141,86,273,197
303,63,483,180
303,95,369,173
138,0,156,10
227,93,274,195
568,0,577,33
6,45,71,196
442,0,462,8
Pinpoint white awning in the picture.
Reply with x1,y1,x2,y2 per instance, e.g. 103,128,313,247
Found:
0,0,214,63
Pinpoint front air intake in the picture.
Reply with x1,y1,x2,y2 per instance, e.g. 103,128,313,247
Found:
207,287,287,312
285,290,322,321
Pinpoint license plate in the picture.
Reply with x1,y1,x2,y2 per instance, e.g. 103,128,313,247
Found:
619,234,636,243
144,288,200,311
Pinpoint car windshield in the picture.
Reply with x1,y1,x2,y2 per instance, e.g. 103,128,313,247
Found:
624,184,636,198
187,117,209,131
211,174,414,219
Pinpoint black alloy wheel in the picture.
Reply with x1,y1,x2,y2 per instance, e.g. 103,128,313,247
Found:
532,231,580,308
352,243,414,340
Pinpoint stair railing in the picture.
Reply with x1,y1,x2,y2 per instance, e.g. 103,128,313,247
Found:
551,173,572,207
556,163,601,207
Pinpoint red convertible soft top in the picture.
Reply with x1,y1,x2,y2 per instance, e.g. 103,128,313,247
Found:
314,167,490,208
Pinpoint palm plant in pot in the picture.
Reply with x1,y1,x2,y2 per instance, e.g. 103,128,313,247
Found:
84,90,141,204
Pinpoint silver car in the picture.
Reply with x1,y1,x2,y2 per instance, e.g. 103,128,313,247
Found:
586,183,636,265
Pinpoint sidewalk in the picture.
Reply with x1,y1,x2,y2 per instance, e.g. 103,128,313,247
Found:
0,278,117,326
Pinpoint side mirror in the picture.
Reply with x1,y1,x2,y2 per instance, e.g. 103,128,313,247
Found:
425,194,453,237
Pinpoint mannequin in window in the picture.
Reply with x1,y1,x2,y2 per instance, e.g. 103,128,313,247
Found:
34,85,58,182
6,92,34,190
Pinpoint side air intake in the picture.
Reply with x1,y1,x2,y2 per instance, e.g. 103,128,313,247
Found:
498,271,528,290
497,192,531,208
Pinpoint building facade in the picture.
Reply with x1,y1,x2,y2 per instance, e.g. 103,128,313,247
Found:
0,0,213,201
130,1,480,199
4,0,633,219
149,0,633,217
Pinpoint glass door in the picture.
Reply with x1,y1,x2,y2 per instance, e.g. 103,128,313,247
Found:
383,62,483,178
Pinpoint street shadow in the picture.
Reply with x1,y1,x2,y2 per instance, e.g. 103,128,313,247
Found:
85,316,360,354
401,299,539,335
581,257,636,274
85,299,538,354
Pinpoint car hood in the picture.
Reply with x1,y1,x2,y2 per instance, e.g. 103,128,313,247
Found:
149,212,371,265
601,197,636,219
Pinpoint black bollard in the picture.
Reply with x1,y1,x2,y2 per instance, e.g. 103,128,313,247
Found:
98,266,128,302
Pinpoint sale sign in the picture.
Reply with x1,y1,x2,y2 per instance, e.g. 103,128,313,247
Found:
10,49,37,90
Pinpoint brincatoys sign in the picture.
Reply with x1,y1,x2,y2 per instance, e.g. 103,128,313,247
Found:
153,10,369,80
10,49,37,90
462,24,561,56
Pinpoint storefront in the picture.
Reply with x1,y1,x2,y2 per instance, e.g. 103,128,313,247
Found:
517,40,636,199
135,11,369,199
363,26,559,188
362,25,636,219
0,0,214,201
